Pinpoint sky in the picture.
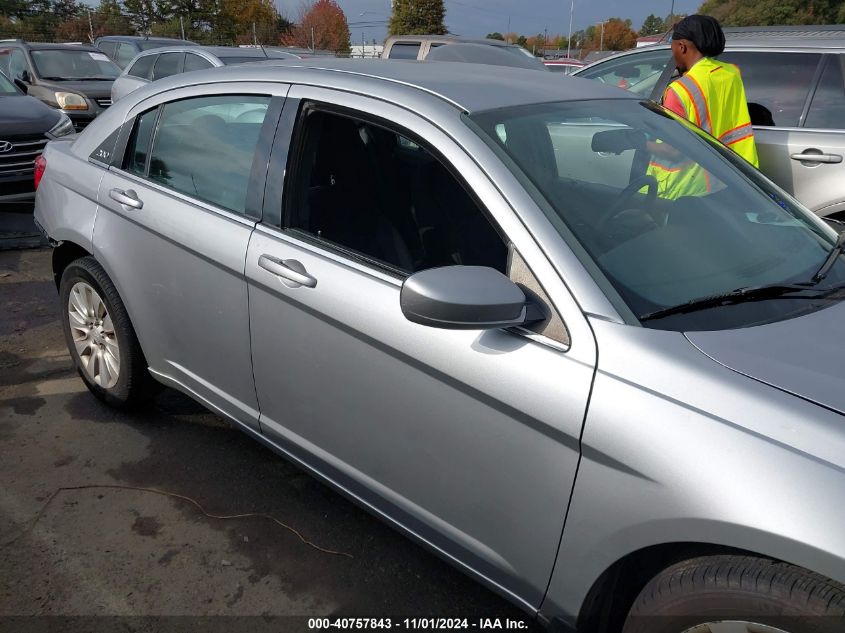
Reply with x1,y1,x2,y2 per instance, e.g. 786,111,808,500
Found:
276,0,703,46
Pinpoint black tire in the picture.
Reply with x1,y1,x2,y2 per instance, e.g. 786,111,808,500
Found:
60,256,158,408
622,555,845,633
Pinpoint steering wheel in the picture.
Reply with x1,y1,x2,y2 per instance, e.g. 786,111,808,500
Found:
596,174,658,231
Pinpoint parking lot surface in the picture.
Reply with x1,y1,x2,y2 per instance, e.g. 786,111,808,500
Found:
0,248,531,628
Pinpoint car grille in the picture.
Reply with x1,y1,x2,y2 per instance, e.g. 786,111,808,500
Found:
95,98,112,108
0,136,48,177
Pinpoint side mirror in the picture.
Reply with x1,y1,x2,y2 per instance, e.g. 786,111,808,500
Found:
13,77,27,93
400,265,542,330
19,69,31,84
591,128,646,155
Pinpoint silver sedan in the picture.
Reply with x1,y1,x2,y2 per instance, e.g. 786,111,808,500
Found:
35,59,845,632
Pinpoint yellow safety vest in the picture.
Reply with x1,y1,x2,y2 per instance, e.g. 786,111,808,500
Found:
649,57,759,200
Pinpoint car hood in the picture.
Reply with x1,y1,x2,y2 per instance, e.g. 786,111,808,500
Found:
36,79,113,98
686,300,845,416
0,94,60,136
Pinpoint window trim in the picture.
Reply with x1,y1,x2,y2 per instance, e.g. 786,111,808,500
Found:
801,53,845,130
279,99,511,279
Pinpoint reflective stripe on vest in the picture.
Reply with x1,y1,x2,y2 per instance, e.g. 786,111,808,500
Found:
673,75,712,134
720,122,754,146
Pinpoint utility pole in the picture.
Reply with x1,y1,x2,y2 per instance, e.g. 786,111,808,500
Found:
179,15,185,40
600,21,604,51
252,21,257,46
87,8,94,44
506,16,511,43
669,0,675,26
566,0,574,59
543,27,548,57
311,26,315,52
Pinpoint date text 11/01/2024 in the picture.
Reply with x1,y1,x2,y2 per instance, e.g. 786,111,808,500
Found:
307,618,530,630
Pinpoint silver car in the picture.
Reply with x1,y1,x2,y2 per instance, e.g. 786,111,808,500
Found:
34,59,845,632
574,26,845,222
110,45,303,102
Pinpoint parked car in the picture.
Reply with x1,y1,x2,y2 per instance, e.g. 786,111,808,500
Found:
95,35,196,69
0,69,74,204
35,59,845,633
543,58,585,74
426,42,548,71
0,40,120,132
111,45,304,102
382,34,535,62
573,26,845,221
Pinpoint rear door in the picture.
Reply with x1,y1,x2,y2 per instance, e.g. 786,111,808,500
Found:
245,88,596,607
93,82,287,429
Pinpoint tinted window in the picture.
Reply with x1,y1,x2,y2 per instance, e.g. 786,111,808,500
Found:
151,52,184,80
286,108,507,274
116,43,137,68
10,49,27,79
720,52,821,128
147,95,270,213
388,42,421,60
805,55,845,130
124,108,158,176
577,49,670,96
98,41,117,58
127,54,155,79
183,53,213,72
31,49,120,79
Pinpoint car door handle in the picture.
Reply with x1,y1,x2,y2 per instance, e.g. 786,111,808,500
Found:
258,255,317,288
109,188,144,209
790,151,843,164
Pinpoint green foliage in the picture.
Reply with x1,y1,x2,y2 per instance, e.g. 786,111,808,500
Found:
388,0,446,36
640,13,665,35
486,31,504,40
516,34,527,47
698,0,845,25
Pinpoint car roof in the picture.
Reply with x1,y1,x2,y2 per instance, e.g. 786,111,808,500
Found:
199,46,270,58
387,35,514,48
97,36,194,44
152,58,637,113
9,42,100,52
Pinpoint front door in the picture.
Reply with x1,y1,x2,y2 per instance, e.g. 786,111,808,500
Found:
246,88,596,608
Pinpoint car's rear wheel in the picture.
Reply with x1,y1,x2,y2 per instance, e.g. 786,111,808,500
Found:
622,555,845,633
60,256,157,408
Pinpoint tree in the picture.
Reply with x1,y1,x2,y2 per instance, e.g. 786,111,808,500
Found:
698,0,845,25
583,17,637,52
640,13,665,36
515,34,527,47
284,0,350,54
388,0,446,36
486,31,504,40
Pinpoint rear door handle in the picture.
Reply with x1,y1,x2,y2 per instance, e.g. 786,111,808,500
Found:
258,255,317,288
109,188,144,209
790,151,843,164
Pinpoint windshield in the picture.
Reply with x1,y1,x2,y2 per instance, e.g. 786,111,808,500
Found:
0,70,17,94
31,49,120,80
468,99,845,331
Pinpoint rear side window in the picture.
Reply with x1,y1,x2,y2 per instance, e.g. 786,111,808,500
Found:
720,51,822,128
124,108,159,176
127,54,155,79
90,126,122,165
151,52,184,80
388,42,421,60
98,41,117,58
115,43,137,68
146,95,271,213
183,53,213,72
805,55,845,130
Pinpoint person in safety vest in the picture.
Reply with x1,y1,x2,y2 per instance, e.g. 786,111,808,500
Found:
647,15,759,200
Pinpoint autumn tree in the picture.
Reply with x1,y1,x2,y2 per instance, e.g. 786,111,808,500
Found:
583,17,637,52
640,13,665,35
698,0,845,25
388,0,446,36
284,0,350,54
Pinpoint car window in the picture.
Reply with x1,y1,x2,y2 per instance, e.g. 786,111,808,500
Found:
115,43,137,68
577,50,671,96
285,107,508,274
0,70,17,94
151,52,184,80
127,54,155,79
805,55,845,130
10,49,27,79
97,41,117,58
90,126,122,165
183,53,213,72
388,42,421,60
145,95,271,213
719,51,821,128
469,100,845,331
124,108,159,176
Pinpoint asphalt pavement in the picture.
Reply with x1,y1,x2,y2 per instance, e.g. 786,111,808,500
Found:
0,248,534,632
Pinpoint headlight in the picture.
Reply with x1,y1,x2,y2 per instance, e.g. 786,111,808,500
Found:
47,113,75,138
55,92,88,110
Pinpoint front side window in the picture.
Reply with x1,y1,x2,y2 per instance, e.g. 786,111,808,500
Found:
469,100,845,331
285,106,508,274
151,52,184,80
576,50,671,96
127,54,155,79
388,42,421,60
720,51,821,128
142,95,271,213
10,49,27,79
805,55,845,130
0,70,17,94
31,49,120,79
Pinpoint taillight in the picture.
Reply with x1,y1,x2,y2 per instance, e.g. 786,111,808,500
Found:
34,154,46,190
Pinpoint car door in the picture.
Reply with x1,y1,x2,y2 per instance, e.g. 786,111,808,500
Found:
93,82,288,430
245,87,597,607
